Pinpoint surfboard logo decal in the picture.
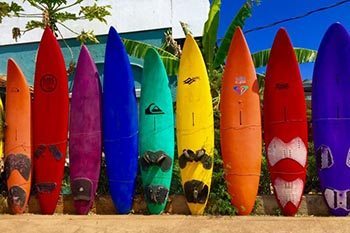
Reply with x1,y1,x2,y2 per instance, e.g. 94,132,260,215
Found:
184,77,199,85
145,103,164,115
233,85,248,95
40,74,57,92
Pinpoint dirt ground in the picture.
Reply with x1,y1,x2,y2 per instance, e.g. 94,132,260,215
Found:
0,215,349,233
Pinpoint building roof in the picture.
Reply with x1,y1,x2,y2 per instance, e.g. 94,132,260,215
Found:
0,0,209,46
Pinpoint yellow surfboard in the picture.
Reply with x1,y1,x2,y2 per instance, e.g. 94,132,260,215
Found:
176,35,214,215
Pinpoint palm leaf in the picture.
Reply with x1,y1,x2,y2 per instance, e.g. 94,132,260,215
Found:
123,38,179,76
213,0,258,68
202,0,221,72
252,48,318,69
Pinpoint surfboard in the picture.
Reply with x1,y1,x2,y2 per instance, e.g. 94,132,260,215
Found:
264,28,308,216
69,45,102,215
5,59,31,214
103,26,138,214
139,48,174,214
312,23,350,216
33,27,69,214
176,34,214,215
220,27,261,215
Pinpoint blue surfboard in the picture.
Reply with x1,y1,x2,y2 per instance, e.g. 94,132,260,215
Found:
312,23,350,216
103,26,138,214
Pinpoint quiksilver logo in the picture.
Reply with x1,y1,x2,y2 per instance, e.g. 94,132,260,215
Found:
183,76,199,85
145,103,164,115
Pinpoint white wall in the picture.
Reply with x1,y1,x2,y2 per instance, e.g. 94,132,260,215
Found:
0,0,209,45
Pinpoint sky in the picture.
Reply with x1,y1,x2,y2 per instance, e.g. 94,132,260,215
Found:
214,0,350,80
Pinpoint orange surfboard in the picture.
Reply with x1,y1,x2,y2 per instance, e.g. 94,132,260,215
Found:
5,59,32,214
220,28,262,215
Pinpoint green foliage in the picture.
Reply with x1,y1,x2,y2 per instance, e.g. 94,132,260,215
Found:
202,0,221,75
206,126,237,215
305,142,320,194
123,38,179,76
79,3,111,23
213,0,260,68
77,30,99,44
0,0,111,43
259,149,272,195
0,2,22,23
252,48,318,69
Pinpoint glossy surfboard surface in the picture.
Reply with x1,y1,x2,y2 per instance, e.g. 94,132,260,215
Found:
33,27,69,214
220,28,261,215
264,28,308,216
176,35,214,215
5,59,32,214
69,45,102,215
103,26,138,214
139,48,174,214
312,23,350,216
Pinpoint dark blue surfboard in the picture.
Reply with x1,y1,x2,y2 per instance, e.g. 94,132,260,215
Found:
312,23,350,216
103,26,138,214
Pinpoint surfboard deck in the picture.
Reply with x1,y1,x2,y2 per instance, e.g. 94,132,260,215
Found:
220,27,261,215
69,45,102,215
139,48,174,214
5,59,32,214
103,26,138,214
176,35,214,215
33,27,69,215
312,23,350,216
264,28,308,216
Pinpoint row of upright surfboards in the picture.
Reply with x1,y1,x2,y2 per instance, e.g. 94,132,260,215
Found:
3,22,348,217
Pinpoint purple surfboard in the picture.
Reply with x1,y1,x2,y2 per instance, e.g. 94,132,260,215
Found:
69,45,102,214
312,23,350,216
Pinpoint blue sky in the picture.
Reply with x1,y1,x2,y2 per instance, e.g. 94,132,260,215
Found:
215,0,350,80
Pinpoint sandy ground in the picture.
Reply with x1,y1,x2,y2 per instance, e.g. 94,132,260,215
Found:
0,215,349,233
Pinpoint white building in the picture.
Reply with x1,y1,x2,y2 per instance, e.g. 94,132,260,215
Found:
0,0,209,45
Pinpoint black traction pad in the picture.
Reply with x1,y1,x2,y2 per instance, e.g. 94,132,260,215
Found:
140,151,172,172
36,182,57,193
184,180,209,204
71,178,93,201
34,144,62,160
179,149,212,170
5,154,31,181
144,185,169,204
34,145,46,158
8,186,26,209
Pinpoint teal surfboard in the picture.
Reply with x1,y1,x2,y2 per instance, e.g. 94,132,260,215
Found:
139,48,174,214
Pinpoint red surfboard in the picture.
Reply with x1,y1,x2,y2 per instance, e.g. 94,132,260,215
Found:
33,27,69,214
263,28,308,216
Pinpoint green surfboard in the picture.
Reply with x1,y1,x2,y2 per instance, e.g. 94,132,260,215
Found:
139,48,175,214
